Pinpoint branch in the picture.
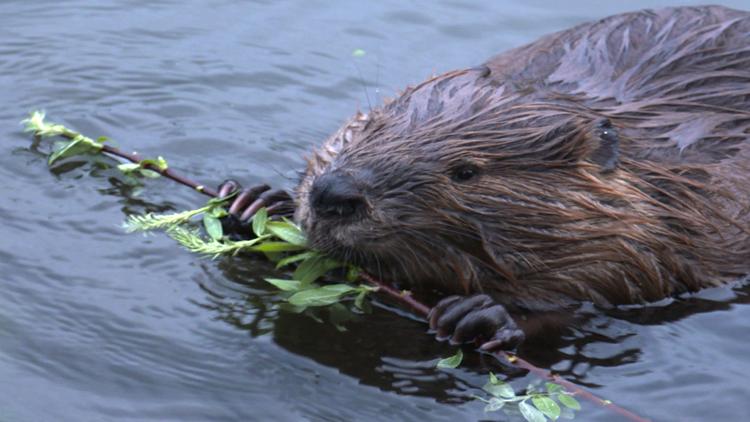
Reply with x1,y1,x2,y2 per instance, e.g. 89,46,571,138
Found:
24,114,648,421
23,111,217,197
360,273,649,422
97,143,218,197
91,140,218,198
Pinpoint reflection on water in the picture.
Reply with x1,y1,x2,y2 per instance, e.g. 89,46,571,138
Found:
1,1,749,420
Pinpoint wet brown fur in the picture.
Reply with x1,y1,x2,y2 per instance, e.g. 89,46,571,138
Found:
295,6,750,312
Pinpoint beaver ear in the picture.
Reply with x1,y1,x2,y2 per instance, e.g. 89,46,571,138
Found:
587,118,620,172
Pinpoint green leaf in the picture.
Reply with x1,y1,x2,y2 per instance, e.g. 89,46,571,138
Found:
288,284,357,307
203,213,223,240
124,206,210,232
483,380,515,399
532,396,561,420
483,398,505,412
140,156,168,171
275,251,317,269
436,349,463,369
303,308,325,323
117,161,163,179
489,372,500,384
210,207,227,218
519,401,547,422
250,242,306,253
546,383,563,394
22,111,74,138
558,394,580,411
484,373,515,398
117,163,141,174
165,226,267,257
207,193,234,207
48,136,100,165
264,278,303,291
328,302,354,329
266,221,306,246
252,208,268,237
22,111,50,134
354,290,367,310
292,256,342,285
138,169,161,178
353,289,372,313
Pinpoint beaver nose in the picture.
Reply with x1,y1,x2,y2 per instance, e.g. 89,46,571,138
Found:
310,172,366,219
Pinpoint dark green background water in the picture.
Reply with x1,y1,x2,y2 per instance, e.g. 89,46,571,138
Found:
2,1,749,420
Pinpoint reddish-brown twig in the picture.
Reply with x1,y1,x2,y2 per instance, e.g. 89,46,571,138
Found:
66,141,648,422
360,273,649,422
53,131,218,197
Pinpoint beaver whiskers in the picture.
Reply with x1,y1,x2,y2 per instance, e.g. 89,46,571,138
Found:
223,6,750,349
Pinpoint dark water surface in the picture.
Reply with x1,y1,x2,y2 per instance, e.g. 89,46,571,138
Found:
2,1,749,421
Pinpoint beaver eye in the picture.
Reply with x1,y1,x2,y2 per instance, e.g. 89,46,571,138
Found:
450,165,479,182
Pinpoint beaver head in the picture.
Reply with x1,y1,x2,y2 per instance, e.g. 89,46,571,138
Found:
294,67,747,310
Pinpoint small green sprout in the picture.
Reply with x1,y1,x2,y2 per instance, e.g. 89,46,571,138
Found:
472,372,581,421
125,197,372,315
436,349,463,369
22,111,106,165
21,111,375,320
118,156,168,178
124,206,214,232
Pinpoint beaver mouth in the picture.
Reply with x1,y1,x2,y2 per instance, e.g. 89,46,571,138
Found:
300,168,453,280
307,223,433,286
306,217,395,262
302,168,399,262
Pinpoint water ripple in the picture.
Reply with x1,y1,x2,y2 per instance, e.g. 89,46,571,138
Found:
2,0,750,420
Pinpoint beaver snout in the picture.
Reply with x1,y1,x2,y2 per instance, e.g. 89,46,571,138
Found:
310,171,367,219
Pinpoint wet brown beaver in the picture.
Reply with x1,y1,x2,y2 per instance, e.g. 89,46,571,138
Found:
220,5,750,350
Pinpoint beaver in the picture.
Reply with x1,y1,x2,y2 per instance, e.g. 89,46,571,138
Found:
219,5,750,350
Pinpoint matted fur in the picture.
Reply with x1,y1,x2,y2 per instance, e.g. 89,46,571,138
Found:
295,6,750,312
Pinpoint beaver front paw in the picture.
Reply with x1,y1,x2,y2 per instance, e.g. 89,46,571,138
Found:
428,294,524,352
217,179,294,239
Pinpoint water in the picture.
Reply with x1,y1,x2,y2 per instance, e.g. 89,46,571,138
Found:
1,1,749,420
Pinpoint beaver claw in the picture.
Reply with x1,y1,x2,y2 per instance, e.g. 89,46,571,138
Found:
217,179,294,238
428,294,524,352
